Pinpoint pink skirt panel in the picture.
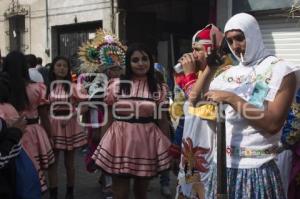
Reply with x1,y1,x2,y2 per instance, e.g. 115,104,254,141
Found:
92,121,172,177
21,124,55,192
50,117,87,150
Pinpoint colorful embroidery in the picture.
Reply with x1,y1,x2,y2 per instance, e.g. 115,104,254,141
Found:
281,89,300,147
178,137,209,199
181,137,209,177
188,104,217,121
222,71,256,84
226,145,279,158
219,60,280,108
220,59,276,85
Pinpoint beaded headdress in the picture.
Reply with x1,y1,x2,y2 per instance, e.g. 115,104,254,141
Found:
78,29,127,73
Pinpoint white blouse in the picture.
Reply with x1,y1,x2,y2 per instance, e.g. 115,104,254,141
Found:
209,56,300,168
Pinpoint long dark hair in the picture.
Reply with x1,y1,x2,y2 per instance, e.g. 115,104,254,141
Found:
2,51,30,111
119,43,158,95
48,56,72,96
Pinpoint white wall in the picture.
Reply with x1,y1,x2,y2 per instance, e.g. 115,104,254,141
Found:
0,0,113,63
0,0,11,56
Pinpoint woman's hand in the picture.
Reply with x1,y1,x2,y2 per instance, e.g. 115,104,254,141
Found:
204,90,236,104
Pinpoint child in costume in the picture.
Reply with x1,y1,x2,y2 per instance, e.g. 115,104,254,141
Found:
78,29,126,198
174,24,232,199
47,56,88,199
2,51,54,193
92,43,172,199
205,13,300,199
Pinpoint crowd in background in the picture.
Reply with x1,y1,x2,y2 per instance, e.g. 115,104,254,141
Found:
1,12,300,199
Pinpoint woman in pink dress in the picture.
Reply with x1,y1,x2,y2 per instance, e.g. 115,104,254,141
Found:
47,56,87,199
2,51,54,193
0,72,42,199
0,73,24,159
92,43,172,199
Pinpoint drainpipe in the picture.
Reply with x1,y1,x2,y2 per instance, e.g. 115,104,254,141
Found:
111,0,115,33
45,0,50,56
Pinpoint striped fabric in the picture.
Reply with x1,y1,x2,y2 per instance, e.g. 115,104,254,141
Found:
92,78,172,177
0,143,22,168
206,160,286,199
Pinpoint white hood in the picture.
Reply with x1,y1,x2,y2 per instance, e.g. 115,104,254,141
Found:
224,13,272,66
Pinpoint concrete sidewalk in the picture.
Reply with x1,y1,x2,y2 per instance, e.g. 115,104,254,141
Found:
43,149,177,199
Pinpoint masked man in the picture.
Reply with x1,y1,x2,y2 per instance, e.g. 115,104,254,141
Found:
205,12,300,199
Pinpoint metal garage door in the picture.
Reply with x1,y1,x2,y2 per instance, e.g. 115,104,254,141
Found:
258,17,300,64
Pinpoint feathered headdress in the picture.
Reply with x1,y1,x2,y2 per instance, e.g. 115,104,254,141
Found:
78,29,127,73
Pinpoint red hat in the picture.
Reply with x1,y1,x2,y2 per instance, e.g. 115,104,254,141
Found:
194,27,211,41
192,24,223,52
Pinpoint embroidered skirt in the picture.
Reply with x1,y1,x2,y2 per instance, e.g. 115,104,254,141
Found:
206,160,286,199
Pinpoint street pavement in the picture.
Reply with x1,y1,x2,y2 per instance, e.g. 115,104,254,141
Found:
43,149,177,199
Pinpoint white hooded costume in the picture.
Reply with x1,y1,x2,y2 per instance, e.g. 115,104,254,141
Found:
209,12,300,168
206,13,300,199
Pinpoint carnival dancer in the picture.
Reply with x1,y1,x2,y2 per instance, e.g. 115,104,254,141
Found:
47,56,88,199
0,73,24,166
92,43,172,199
2,51,54,193
78,29,126,198
205,13,300,199
0,72,42,199
173,24,232,199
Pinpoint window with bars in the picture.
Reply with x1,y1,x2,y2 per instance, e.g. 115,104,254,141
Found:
8,15,25,52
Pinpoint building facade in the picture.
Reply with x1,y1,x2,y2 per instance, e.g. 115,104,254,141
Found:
0,0,114,64
0,0,218,80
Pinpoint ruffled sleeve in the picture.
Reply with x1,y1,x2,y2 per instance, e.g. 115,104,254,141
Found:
104,78,119,106
35,83,48,106
24,83,47,106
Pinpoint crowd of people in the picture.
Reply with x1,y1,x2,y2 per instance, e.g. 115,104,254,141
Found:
1,12,300,199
